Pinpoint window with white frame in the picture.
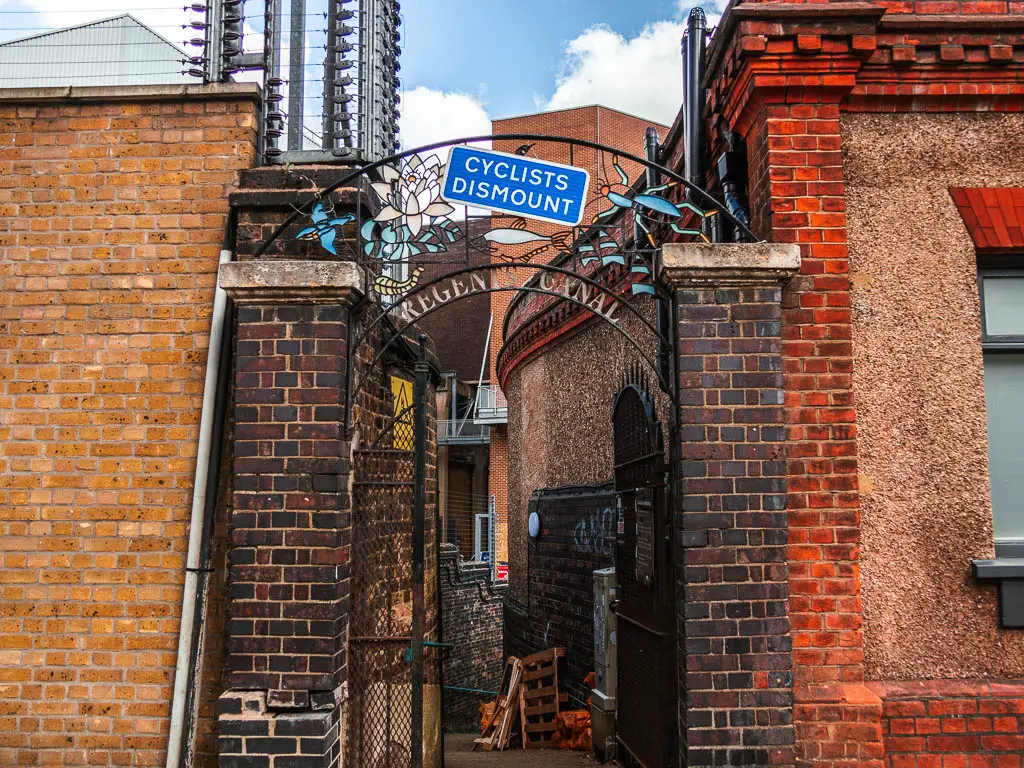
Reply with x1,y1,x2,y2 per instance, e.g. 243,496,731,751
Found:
979,268,1024,547
474,512,491,563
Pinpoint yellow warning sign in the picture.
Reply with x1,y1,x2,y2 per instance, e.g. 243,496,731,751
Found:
390,375,413,450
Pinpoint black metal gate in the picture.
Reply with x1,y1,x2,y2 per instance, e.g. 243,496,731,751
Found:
348,335,439,768
611,368,675,768
349,446,416,767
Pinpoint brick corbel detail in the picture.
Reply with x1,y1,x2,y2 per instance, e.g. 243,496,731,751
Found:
704,4,1024,121
704,3,883,137
662,243,801,768
850,14,1024,112
217,260,365,768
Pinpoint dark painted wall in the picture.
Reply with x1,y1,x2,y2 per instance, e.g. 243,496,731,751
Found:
504,484,616,709
439,545,507,732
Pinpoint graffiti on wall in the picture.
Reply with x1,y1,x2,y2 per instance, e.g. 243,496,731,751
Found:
573,506,616,557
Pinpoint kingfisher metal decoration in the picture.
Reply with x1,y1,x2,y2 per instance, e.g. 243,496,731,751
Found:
294,202,355,257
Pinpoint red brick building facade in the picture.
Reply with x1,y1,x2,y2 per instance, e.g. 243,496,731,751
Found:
498,2,1024,766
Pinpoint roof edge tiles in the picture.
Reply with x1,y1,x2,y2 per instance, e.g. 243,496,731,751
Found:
950,187,1024,252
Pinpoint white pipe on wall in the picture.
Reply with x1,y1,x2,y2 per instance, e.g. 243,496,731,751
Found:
165,249,232,768
473,313,494,419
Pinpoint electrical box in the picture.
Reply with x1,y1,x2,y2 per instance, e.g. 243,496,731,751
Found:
592,567,617,761
593,567,617,698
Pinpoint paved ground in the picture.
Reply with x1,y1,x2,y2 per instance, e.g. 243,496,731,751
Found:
444,733,601,767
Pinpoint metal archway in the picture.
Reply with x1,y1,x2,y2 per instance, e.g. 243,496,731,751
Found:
253,132,762,421
346,260,672,412
247,133,751,768
253,132,761,259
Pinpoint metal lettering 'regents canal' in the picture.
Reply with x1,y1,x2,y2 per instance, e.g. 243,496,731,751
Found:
440,146,590,227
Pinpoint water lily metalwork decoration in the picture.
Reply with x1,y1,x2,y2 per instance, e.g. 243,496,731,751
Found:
360,155,462,293
372,154,454,235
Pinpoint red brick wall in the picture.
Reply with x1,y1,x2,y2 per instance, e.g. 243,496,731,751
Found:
741,0,1023,16
871,681,1024,768
699,3,1024,765
0,84,259,767
749,100,864,689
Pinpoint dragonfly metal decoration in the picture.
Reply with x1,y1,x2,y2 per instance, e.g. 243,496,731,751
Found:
594,156,715,246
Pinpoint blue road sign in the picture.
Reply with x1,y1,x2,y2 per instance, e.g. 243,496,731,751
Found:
440,145,590,227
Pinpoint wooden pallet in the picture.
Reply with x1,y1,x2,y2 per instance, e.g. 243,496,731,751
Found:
474,657,524,751
518,648,567,749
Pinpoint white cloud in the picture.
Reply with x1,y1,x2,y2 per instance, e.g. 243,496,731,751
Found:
540,4,728,126
398,86,491,153
542,21,686,126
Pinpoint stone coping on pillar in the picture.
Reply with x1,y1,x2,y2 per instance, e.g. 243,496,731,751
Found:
219,259,365,304
0,82,261,104
660,242,801,287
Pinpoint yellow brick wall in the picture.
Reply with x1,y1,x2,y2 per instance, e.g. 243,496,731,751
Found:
0,86,259,767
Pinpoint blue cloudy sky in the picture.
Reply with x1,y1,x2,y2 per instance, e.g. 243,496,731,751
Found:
397,0,719,150
0,0,722,147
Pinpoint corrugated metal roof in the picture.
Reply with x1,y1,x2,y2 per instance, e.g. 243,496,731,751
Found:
0,14,192,88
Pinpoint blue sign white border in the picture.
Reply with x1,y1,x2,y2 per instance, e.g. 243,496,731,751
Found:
438,145,591,228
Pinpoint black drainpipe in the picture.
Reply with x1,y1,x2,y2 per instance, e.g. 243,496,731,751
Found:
717,125,752,242
681,8,708,205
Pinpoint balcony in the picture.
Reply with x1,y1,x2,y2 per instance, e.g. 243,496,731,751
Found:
474,385,508,425
438,419,491,445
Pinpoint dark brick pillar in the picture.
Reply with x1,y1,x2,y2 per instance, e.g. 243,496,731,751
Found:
661,243,800,768
217,260,365,768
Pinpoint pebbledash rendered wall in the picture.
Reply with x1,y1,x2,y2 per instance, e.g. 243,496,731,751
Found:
0,84,260,767
503,301,667,601
843,111,1024,682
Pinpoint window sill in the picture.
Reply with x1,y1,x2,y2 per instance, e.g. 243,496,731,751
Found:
972,541,1024,628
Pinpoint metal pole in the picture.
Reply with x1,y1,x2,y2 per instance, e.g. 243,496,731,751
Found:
644,125,660,189
203,0,223,83
474,313,494,418
683,8,708,199
262,0,283,160
411,335,428,768
434,458,447,768
359,0,377,156
287,0,306,151
322,0,337,150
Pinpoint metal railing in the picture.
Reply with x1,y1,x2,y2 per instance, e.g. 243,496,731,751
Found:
437,419,490,445
473,385,507,424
